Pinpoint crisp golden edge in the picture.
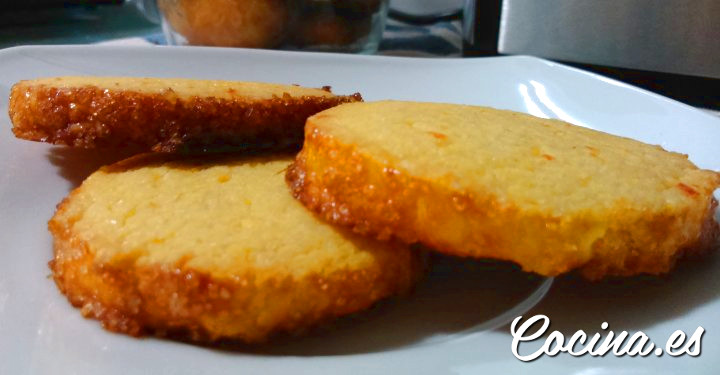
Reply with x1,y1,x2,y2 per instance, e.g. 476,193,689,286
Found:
9,81,361,151
49,189,423,343
287,121,720,280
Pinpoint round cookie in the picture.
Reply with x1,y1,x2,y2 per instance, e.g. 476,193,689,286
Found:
50,153,422,342
160,0,291,48
287,100,720,280
9,77,361,152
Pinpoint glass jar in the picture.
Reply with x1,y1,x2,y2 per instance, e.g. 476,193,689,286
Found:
151,0,388,54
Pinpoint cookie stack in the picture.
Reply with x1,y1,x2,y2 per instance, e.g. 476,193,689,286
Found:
8,77,720,343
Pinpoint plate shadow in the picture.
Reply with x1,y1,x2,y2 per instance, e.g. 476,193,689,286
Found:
46,146,145,188
519,251,720,336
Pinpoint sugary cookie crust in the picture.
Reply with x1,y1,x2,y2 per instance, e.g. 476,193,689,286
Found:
10,78,361,151
287,102,720,280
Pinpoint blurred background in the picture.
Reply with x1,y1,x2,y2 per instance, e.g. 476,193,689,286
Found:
0,0,716,109
0,0,462,52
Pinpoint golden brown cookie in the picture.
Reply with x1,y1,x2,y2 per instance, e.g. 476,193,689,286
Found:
9,77,361,152
50,153,421,343
287,101,720,280
159,0,291,48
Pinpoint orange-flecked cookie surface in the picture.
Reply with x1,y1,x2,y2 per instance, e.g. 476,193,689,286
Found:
9,77,361,152
50,153,421,343
287,101,720,280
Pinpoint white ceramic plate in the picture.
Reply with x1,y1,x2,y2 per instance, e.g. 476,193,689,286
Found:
0,46,718,374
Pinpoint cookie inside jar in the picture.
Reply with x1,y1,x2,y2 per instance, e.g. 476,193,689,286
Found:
158,0,387,53
287,0,386,53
